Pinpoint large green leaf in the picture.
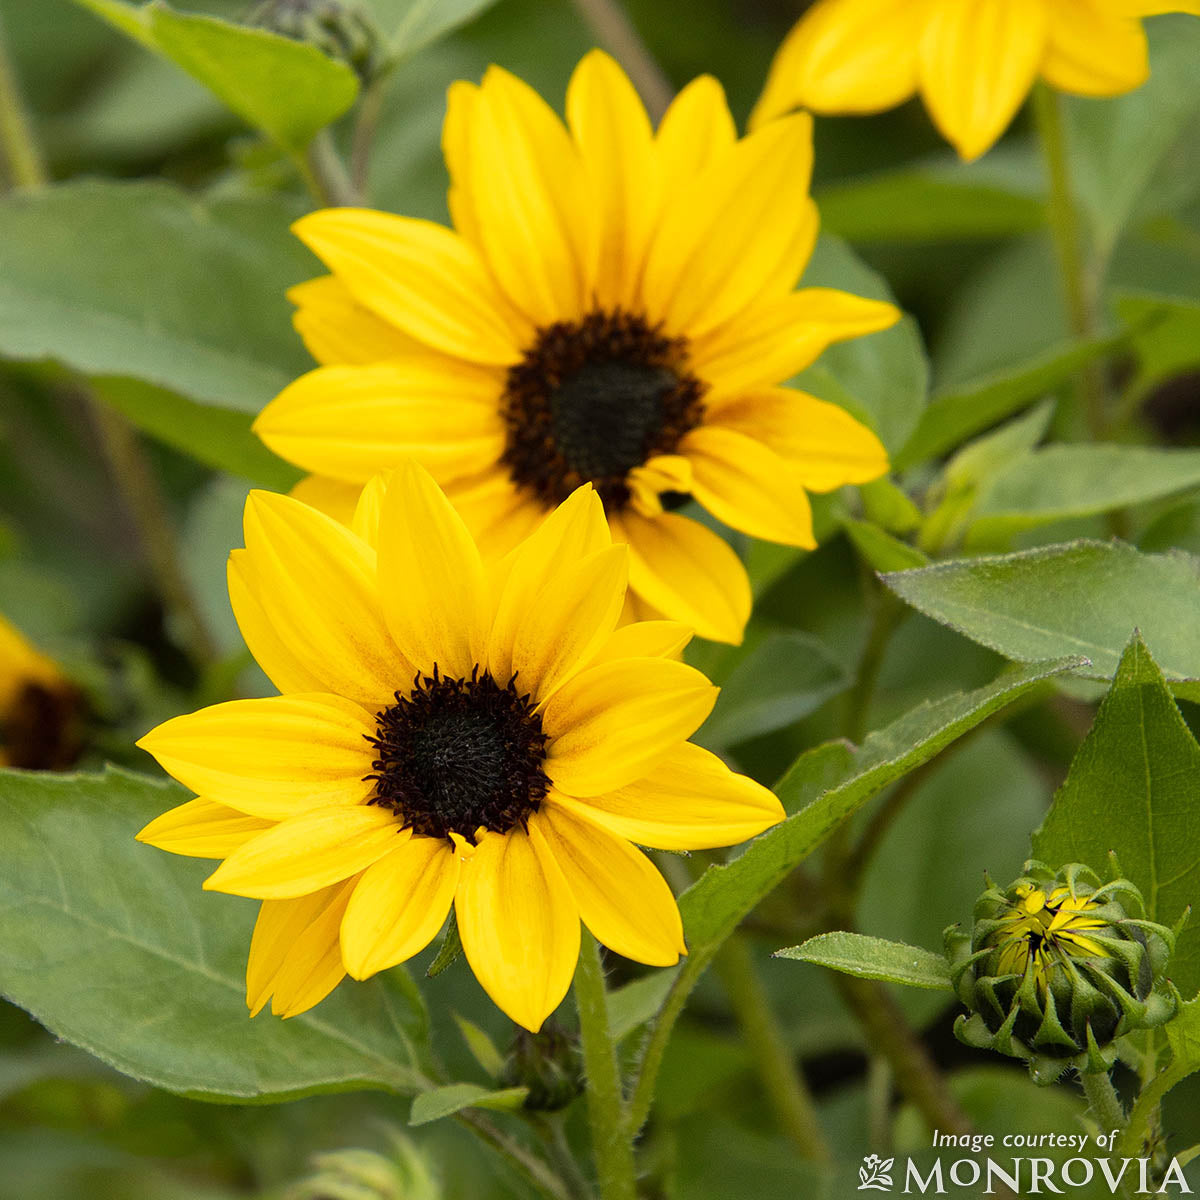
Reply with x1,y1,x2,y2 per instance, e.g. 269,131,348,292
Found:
795,235,929,456
73,0,359,152
894,333,1125,470
883,541,1200,694
775,933,952,991
966,444,1200,547
0,180,314,414
817,166,1044,244
0,768,431,1101
1033,635,1200,995
677,659,1078,964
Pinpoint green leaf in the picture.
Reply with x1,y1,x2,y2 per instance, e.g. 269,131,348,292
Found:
1115,290,1200,402
795,235,929,456
362,0,500,59
895,334,1124,470
817,166,1044,244
696,631,849,751
425,907,462,978
73,0,359,152
843,518,930,573
883,541,1200,694
453,1015,505,1079
776,932,952,991
678,658,1080,954
97,377,300,488
0,767,431,1101
408,1083,528,1126
0,180,315,414
1066,14,1200,259
966,444,1200,548
1032,634,1200,995
1167,998,1200,1078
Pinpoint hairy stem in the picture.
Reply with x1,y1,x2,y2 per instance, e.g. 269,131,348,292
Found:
568,0,673,121
575,933,638,1200
1032,83,1105,440
457,1110,577,1200
712,935,832,1163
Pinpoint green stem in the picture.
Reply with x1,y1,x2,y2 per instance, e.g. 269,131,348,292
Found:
1082,1070,1127,1135
1119,1062,1180,1160
534,1114,598,1200
568,0,673,121
350,69,391,200
712,936,832,1163
574,933,638,1200
456,1110,576,1200
300,129,359,208
0,11,44,189
1032,83,1105,439
628,959,695,1138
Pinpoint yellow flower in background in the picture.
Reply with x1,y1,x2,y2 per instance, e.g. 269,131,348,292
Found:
752,0,1200,161
254,50,897,645
136,465,783,1029
0,613,81,770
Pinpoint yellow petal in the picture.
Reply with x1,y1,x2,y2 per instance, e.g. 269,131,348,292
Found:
532,806,684,965
235,490,414,709
0,612,63,711
586,620,693,668
136,693,377,820
376,461,489,677
548,742,784,850
611,510,751,645
287,275,422,365
444,80,483,246
542,657,718,796
706,388,890,492
204,806,406,899
136,797,274,858
1041,0,1149,96
692,286,900,399
566,50,657,310
246,878,357,1017
455,826,580,1031
655,74,736,182
487,484,611,661
750,0,927,127
919,0,1048,161
340,836,460,978
290,475,362,526
349,473,388,545
683,426,816,547
292,208,527,364
643,111,815,338
466,66,597,326
254,363,506,485
445,469,547,560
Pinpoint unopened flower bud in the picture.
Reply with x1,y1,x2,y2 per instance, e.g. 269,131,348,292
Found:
246,0,381,81
945,861,1177,1084
499,1022,584,1112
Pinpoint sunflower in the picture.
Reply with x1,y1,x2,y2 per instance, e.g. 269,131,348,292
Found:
0,613,82,770
253,50,899,645
135,464,784,1029
751,0,1200,161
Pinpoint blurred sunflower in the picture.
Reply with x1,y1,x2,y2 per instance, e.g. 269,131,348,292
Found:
0,613,82,770
752,0,1200,161
254,50,898,644
136,465,783,1029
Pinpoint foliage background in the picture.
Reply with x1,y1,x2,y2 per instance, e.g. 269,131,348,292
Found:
1,0,1200,1196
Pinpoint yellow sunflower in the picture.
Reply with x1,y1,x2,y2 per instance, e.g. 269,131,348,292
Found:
0,612,82,770
136,464,783,1030
253,50,899,645
751,0,1200,161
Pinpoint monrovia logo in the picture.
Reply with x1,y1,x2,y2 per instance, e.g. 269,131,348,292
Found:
855,1153,1193,1194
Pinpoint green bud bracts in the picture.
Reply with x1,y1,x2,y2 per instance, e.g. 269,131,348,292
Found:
247,0,382,81
945,861,1177,1085
499,1022,585,1112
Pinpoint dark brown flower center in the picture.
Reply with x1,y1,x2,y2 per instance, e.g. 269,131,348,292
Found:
365,667,549,840
500,309,706,511
2,680,84,770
